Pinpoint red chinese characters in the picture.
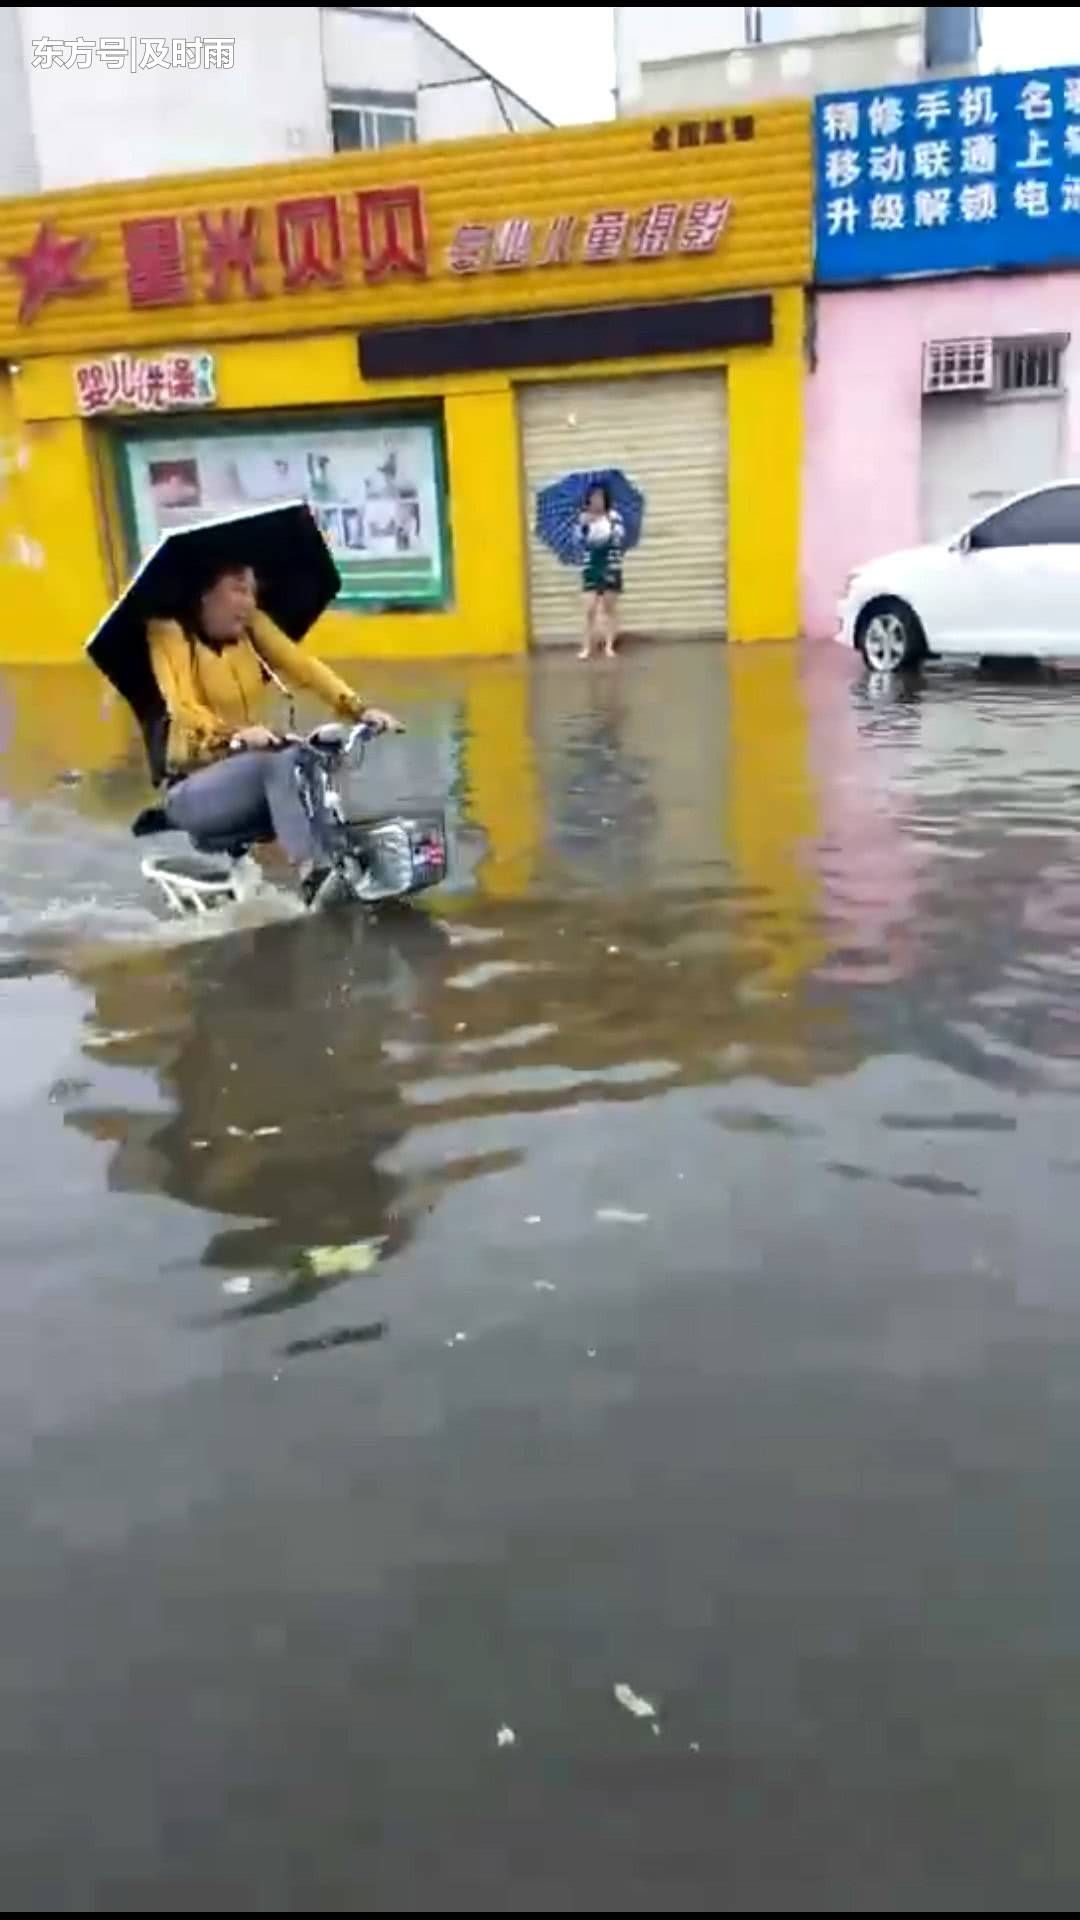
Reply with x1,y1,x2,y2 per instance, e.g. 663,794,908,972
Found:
678,198,732,254
74,360,113,413
357,186,427,282
199,207,264,301
165,353,199,403
537,214,576,267
583,210,630,263
6,180,735,330
447,222,492,274
73,350,216,415
630,202,681,259
491,217,533,269
277,196,343,291
446,198,734,278
122,216,189,308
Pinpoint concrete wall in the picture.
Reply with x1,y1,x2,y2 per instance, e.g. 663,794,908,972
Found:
419,80,509,141
15,6,544,190
20,5,331,185
800,274,1080,640
615,6,923,111
323,5,415,96
318,11,549,139
633,31,925,114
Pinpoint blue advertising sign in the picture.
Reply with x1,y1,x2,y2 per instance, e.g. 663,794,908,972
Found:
815,68,1080,283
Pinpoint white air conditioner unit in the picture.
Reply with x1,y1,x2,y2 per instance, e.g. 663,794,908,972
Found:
922,337,993,395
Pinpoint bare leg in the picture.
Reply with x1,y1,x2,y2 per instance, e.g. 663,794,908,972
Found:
600,592,619,658
579,592,597,660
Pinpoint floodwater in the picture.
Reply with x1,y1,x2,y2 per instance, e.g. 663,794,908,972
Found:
3,641,1080,1911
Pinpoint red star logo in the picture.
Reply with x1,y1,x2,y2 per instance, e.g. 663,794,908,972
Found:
7,220,103,325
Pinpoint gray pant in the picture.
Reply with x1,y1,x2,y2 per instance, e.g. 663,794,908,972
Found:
164,747,323,864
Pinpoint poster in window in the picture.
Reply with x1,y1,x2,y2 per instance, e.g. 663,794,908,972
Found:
120,419,450,608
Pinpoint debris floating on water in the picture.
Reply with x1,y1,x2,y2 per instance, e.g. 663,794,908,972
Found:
614,1683,657,1720
444,1330,468,1347
283,1321,386,1357
596,1207,650,1225
533,1280,557,1293
222,1276,253,1297
689,1741,700,1753
525,1214,542,1225
226,1123,282,1140
586,1347,597,1359
299,1238,383,1280
495,1724,516,1748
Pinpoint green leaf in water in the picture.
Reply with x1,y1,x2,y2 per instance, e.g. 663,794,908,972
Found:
298,1238,384,1280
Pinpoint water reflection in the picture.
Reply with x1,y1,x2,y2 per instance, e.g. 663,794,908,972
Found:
68,911,473,1293
46,643,845,1300
16,640,1080,1292
13,644,1080,1905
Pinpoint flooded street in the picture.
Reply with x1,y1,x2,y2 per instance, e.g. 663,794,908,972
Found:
4,639,1080,1911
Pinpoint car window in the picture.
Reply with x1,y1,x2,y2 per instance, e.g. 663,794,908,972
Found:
970,486,1080,550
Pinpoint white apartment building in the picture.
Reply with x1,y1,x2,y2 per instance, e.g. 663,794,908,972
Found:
0,5,548,195
614,6,981,115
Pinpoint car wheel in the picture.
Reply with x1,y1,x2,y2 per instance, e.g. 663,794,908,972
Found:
856,598,925,674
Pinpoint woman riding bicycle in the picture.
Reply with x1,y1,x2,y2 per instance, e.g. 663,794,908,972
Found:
149,559,401,905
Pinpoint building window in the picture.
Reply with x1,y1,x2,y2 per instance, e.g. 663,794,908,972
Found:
923,335,1067,398
995,337,1065,396
922,337,993,394
330,93,417,152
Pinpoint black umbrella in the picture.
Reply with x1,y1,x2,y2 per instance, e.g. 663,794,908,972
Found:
86,502,341,779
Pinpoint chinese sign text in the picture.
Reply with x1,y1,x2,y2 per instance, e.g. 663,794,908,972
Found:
6,186,427,323
447,199,732,275
74,351,216,415
816,68,1080,281
651,115,755,151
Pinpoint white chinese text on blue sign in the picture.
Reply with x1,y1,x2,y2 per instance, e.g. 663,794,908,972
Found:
815,68,1080,282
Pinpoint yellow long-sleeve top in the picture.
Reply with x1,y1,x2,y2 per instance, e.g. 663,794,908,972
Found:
147,609,365,776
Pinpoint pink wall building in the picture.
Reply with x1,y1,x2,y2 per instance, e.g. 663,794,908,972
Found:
800,273,1080,642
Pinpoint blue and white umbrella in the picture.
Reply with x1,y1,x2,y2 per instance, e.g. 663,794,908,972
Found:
534,467,646,568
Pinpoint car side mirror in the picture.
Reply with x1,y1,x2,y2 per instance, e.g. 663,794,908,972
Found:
952,530,973,555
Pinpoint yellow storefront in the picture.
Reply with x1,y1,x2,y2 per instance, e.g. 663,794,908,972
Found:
0,102,810,665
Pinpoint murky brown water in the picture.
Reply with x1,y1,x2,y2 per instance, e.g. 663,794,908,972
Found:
3,642,1080,1910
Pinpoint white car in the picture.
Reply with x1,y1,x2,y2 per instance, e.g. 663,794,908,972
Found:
837,480,1080,672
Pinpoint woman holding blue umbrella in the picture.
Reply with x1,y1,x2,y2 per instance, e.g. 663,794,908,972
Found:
577,481,626,660
534,466,644,659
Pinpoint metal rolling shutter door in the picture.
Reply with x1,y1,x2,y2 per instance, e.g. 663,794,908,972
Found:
519,370,728,646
